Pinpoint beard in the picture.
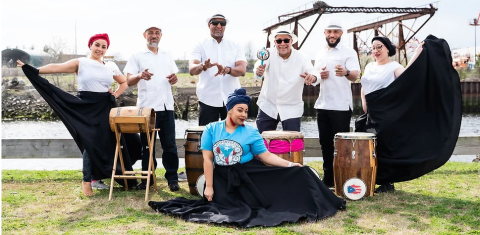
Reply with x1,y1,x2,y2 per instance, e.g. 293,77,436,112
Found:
326,37,341,48
148,40,159,48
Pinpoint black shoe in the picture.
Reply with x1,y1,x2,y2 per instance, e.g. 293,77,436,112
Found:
168,181,180,192
136,181,153,190
375,183,395,193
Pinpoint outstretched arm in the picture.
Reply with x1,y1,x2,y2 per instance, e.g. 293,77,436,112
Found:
394,42,425,78
17,59,79,74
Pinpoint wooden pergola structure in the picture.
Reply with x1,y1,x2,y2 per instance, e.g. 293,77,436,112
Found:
262,1,438,64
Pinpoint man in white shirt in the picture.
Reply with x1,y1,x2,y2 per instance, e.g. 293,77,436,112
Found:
124,25,182,192
313,19,360,187
254,30,319,133
189,13,247,126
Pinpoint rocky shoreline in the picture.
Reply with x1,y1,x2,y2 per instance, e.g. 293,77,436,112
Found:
1,86,201,121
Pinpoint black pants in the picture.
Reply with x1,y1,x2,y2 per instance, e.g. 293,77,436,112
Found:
82,150,92,182
198,101,227,126
140,110,179,183
256,109,301,134
316,109,352,181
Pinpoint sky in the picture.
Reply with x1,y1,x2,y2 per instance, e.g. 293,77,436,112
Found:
1,0,479,60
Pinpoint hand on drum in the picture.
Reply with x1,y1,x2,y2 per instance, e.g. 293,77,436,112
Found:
204,186,214,201
290,162,303,167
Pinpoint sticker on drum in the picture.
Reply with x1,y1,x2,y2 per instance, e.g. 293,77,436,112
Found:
343,178,367,200
308,167,321,179
196,174,206,197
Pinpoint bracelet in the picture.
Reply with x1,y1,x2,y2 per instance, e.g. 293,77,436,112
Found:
288,162,293,167
226,66,232,74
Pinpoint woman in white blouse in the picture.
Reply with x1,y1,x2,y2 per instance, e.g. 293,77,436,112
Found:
361,36,424,114
18,33,129,196
360,36,424,193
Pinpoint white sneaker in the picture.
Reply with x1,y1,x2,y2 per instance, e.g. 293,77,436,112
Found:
91,180,110,190
178,172,187,182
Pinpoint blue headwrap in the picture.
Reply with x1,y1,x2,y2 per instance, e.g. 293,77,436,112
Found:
226,88,251,111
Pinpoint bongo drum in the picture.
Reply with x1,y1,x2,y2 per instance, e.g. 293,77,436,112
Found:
184,126,206,196
261,131,304,164
333,132,377,200
109,106,155,133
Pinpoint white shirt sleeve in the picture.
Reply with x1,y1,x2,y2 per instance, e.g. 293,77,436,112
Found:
235,42,247,62
170,53,179,74
345,49,361,71
106,61,122,76
190,43,203,62
123,55,139,76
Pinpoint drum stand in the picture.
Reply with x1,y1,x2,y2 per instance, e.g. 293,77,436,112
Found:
108,115,158,201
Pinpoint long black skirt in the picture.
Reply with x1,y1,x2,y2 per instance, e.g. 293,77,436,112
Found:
149,159,346,228
355,35,462,184
21,64,141,187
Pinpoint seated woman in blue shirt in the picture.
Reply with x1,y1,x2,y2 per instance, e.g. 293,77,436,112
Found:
149,88,345,228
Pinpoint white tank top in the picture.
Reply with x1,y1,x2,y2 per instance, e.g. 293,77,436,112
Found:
77,57,122,92
361,61,403,95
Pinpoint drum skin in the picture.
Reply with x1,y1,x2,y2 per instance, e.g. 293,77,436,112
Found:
109,107,155,133
333,134,377,198
261,131,304,165
184,127,205,196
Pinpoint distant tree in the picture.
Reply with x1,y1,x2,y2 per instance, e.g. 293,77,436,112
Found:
30,45,35,50
245,41,255,61
42,37,70,87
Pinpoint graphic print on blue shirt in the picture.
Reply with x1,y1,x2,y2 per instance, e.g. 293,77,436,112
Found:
213,139,243,166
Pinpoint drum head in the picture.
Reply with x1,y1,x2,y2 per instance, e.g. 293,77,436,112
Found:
308,167,321,179
261,130,304,139
196,174,206,197
343,178,367,200
186,126,206,133
335,132,376,139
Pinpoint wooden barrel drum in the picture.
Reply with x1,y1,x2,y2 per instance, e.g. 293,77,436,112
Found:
184,126,206,196
261,131,304,164
109,106,155,133
333,132,377,200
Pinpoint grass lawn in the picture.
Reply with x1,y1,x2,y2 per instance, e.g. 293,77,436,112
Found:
2,161,480,234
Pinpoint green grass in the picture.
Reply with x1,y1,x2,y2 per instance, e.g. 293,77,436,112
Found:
2,162,480,234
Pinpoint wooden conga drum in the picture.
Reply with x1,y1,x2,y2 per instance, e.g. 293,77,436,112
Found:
261,131,304,164
184,126,206,196
333,132,377,200
109,106,155,133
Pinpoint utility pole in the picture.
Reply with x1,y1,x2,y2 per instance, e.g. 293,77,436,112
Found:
469,11,480,65
75,20,77,56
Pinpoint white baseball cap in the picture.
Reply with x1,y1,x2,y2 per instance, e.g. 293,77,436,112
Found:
268,29,298,44
144,25,162,33
325,18,343,31
206,13,229,24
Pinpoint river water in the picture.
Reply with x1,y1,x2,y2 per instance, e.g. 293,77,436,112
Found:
2,115,480,139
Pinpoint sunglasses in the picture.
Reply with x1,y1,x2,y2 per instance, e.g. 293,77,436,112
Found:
210,20,227,26
275,38,291,44
370,44,383,51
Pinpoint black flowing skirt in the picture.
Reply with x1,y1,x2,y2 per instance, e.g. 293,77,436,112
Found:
21,64,141,187
355,35,462,184
149,159,346,228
